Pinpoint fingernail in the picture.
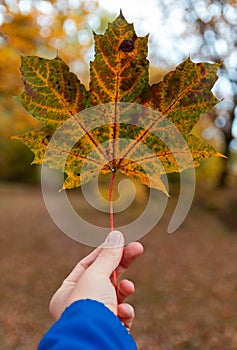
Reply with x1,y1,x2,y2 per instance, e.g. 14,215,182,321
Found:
106,230,124,246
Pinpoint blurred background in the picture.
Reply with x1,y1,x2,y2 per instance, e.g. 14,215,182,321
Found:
0,1,237,349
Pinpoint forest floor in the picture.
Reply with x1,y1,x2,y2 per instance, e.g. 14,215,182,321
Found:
1,178,237,350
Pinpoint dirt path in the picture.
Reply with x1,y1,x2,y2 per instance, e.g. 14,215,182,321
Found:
0,182,237,350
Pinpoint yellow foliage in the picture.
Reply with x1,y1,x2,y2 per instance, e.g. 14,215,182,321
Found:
0,0,102,139
0,47,22,96
2,13,40,53
0,1,100,81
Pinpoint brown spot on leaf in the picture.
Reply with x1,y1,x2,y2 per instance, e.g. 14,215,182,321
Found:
24,82,40,99
197,63,206,76
119,39,135,52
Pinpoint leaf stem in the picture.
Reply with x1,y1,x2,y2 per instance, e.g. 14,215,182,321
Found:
109,170,117,287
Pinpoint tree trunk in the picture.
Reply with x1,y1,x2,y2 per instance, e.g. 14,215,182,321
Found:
218,109,235,188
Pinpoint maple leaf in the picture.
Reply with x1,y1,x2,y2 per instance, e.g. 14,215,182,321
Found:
13,12,220,194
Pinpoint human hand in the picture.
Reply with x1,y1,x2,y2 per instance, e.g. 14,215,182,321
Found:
49,231,144,330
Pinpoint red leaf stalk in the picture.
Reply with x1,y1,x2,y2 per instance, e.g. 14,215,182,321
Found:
109,170,117,287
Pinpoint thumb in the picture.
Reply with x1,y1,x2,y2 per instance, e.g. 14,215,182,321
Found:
89,231,124,276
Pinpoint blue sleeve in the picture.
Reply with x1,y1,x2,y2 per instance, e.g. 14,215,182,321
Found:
37,299,137,350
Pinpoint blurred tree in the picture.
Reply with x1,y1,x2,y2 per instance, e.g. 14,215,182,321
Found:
149,0,237,186
185,0,237,186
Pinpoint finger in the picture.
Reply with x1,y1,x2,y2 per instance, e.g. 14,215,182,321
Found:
89,231,124,276
63,231,125,284
117,303,135,330
63,246,103,284
116,242,144,278
117,279,135,304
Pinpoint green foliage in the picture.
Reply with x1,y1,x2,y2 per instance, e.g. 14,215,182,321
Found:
0,139,38,183
14,12,220,193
